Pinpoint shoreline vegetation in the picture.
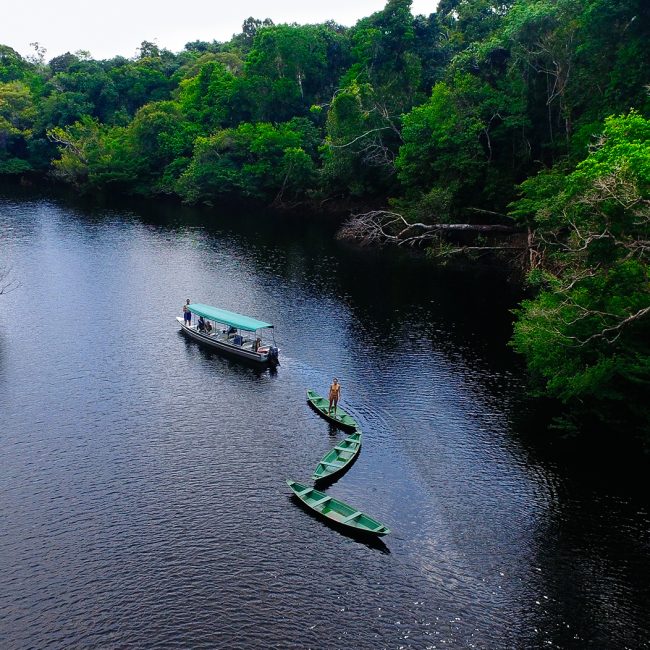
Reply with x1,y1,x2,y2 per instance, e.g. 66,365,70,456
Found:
1,0,648,446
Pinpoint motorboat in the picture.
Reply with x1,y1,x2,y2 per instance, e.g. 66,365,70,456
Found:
177,303,279,365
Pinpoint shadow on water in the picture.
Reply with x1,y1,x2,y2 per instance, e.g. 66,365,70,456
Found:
287,495,391,554
509,390,650,493
525,484,650,649
326,422,343,439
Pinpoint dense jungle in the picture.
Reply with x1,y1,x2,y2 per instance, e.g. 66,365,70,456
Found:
1,0,649,445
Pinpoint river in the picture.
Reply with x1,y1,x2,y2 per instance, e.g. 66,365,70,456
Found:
1,187,648,649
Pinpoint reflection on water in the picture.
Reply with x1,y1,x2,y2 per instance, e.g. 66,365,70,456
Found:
0,186,648,648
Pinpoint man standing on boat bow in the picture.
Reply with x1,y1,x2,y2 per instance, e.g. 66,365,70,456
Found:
328,378,341,416
182,298,191,326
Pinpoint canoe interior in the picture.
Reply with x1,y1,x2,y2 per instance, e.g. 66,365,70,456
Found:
306,389,358,430
287,480,390,536
312,432,362,481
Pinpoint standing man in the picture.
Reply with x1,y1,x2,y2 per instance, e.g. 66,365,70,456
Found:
183,298,192,327
328,378,341,416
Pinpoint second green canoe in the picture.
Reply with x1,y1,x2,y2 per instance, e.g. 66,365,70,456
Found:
306,389,358,431
312,431,362,482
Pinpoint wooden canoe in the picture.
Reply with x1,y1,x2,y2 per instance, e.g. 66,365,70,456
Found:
306,389,358,431
287,480,390,537
312,431,362,482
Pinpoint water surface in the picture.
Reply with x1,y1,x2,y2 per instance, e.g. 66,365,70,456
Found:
1,189,648,648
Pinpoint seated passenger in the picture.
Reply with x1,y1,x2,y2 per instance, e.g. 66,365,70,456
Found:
204,320,213,333
197,316,206,332
253,337,261,352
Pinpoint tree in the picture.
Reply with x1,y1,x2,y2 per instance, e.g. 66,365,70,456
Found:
176,61,238,130
48,52,79,74
126,100,198,192
176,119,318,204
245,23,349,111
510,111,650,437
0,46,32,83
48,116,139,189
344,0,422,113
0,80,36,174
241,17,275,44
395,81,484,209
321,80,401,197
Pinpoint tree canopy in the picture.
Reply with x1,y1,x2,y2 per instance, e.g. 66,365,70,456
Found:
1,0,648,440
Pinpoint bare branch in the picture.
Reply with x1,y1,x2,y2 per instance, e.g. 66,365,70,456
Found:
327,128,392,150
338,210,519,251
575,305,650,346
47,128,88,164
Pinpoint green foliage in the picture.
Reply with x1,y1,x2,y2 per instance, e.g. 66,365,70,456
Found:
510,112,650,437
0,80,36,171
396,81,484,207
321,81,399,197
243,24,351,120
0,156,31,174
0,46,33,83
176,119,318,204
344,0,421,113
177,61,238,130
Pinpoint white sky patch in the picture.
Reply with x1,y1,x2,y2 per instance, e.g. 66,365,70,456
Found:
1,0,438,61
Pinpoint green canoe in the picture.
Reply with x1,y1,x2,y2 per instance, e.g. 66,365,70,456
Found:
287,480,390,537
306,389,358,431
312,431,362,482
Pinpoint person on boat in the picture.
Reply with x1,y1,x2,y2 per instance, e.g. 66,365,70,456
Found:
197,316,206,332
253,337,261,352
182,299,191,326
328,378,341,416
204,320,213,333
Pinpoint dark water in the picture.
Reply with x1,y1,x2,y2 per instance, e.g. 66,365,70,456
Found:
1,189,649,649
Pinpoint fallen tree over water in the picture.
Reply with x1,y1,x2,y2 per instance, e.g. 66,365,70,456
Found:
338,209,528,262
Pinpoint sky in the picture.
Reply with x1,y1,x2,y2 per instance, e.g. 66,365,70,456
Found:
1,0,438,61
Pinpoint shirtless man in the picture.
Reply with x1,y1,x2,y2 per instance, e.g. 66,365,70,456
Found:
328,378,341,415
182,299,191,326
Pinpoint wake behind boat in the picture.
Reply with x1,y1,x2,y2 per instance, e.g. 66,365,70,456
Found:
177,303,279,364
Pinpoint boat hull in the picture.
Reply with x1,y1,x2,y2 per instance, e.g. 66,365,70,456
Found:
287,480,390,537
312,431,362,482
306,389,358,431
177,317,274,364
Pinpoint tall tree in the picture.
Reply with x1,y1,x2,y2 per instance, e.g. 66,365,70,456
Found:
510,111,650,438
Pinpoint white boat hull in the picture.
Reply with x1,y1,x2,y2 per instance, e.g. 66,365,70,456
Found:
176,317,275,364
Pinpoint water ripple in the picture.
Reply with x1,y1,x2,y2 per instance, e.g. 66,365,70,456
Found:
0,192,648,648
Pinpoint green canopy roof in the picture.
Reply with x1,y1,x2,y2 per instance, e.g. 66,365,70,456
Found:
188,304,273,332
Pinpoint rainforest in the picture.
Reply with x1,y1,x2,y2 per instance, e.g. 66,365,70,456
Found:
1,0,649,444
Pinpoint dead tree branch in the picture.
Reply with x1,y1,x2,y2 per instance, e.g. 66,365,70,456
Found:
339,210,518,247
